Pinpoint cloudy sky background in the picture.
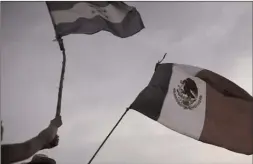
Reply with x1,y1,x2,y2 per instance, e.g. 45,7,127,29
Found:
1,1,252,164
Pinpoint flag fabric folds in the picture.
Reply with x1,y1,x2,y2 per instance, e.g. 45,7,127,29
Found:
46,1,144,38
130,63,253,155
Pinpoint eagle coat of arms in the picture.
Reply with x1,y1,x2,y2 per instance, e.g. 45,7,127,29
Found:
173,78,202,110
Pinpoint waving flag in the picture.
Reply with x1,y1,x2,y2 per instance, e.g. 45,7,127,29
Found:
46,1,144,38
130,63,253,155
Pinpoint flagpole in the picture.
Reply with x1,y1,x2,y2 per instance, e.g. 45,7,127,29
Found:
46,2,66,117
87,108,130,164
55,36,66,117
155,53,167,71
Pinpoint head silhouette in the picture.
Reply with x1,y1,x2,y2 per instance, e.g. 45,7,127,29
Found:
27,154,56,164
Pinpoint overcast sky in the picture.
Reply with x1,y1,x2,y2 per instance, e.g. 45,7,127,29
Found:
1,1,252,164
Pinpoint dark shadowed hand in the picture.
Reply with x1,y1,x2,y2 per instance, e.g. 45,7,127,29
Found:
38,116,62,150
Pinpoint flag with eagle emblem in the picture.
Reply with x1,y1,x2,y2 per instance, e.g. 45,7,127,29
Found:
130,63,253,155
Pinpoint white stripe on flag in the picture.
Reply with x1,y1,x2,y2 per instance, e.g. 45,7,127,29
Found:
174,64,204,76
158,65,207,140
51,2,130,25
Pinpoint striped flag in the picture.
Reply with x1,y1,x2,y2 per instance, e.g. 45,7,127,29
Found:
46,1,144,38
130,63,253,155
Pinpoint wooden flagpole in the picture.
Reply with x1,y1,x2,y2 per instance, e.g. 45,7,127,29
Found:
55,36,66,117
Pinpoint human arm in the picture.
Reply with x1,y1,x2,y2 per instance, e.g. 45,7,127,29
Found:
1,116,62,164
2,135,45,164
